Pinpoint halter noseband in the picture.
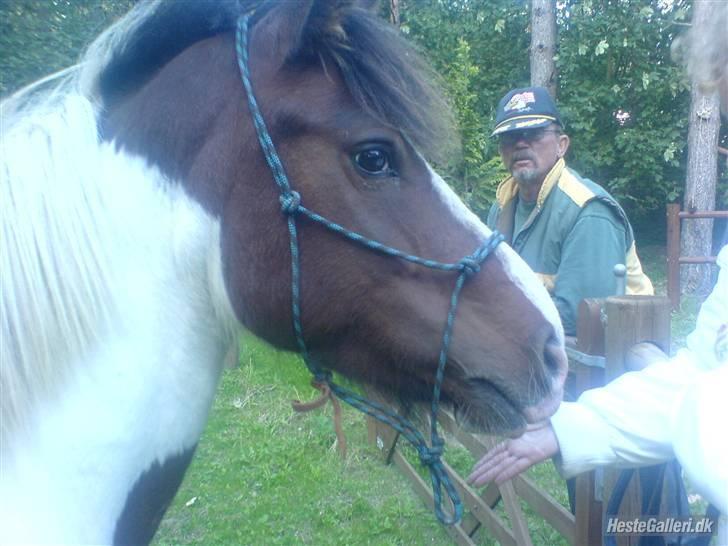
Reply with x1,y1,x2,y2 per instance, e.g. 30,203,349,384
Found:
235,14,503,526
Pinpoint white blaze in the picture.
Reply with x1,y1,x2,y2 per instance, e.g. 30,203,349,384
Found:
427,166,563,342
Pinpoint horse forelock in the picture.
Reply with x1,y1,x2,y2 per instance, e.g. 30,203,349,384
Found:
70,0,454,166
321,9,457,164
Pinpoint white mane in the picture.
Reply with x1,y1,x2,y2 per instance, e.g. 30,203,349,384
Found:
0,0,237,444
1,95,114,440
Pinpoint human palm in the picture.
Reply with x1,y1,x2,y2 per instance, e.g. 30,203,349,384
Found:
468,422,559,486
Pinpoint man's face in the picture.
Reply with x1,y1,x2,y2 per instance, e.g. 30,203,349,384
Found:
498,126,570,187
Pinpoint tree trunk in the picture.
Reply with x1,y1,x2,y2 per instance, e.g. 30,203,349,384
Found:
530,0,557,97
681,0,721,296
389,0,400,27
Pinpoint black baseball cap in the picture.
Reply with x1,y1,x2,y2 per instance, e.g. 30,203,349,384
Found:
491,86,563,136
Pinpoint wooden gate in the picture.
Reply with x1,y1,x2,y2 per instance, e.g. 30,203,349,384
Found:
666,203,728,309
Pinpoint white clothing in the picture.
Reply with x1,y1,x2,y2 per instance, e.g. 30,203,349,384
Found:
551,246,728,517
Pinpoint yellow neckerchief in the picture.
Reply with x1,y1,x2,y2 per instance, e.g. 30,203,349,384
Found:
495,158,566,209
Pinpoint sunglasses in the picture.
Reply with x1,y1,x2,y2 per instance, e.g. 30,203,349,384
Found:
498,128,561,146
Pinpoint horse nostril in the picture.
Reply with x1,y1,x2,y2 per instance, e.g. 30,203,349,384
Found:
543,335,568,383
522,330,568,424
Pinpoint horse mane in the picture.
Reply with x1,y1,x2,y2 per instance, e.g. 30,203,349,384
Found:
88,0,456,162
295,3,457,162
0,2,241,442
1,94,119,441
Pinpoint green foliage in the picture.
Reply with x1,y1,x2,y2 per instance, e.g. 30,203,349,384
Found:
556,0,693,219
0,0,133,95
398,0,723,226
399,0,530,218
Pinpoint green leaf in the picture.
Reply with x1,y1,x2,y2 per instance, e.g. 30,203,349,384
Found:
639,6,654,19
663,142,677,163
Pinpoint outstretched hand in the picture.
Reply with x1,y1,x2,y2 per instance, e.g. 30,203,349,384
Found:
467,421,559,486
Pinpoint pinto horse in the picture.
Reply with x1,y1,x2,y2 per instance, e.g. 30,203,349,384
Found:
0,1,567,543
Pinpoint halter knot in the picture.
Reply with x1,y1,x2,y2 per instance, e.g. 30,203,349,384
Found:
418,437,445,466
458,257,481,277
279,191,301,215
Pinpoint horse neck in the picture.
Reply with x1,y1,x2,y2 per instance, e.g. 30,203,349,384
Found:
1,92,240,542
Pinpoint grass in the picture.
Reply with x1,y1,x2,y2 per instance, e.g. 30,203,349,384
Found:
154,334,573,545
154,336,454,545
637,242,707,347
153,245,705,546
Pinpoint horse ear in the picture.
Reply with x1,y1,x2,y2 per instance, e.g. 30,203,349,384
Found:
253,0,359,67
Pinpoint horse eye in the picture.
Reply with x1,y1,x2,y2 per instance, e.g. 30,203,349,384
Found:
353,148,392,176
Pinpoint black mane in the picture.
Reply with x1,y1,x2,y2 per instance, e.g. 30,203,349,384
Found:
95,0,455,162
97,0,246,105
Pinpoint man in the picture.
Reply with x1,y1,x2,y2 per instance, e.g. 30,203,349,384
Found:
487,87,653,335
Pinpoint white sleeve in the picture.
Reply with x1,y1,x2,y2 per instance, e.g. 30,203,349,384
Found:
684,245,728,369
551,357,694,478
551,245,727,481
672,366,728,513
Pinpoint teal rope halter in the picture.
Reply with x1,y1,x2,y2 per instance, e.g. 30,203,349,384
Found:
235,14,503,526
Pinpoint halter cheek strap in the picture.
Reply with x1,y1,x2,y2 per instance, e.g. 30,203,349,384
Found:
236,13,503,526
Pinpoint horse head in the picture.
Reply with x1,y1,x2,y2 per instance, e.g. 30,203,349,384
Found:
101,0,567,435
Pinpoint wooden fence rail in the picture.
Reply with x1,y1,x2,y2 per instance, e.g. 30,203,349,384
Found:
666,203,728,309
367,296,671,546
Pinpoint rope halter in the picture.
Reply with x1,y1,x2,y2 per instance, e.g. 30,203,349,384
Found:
235,13,504,526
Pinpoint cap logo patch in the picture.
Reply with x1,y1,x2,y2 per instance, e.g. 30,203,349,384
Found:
505,91,535,112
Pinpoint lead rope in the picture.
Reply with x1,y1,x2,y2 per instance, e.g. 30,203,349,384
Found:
235,13,503,525
292,379,347,458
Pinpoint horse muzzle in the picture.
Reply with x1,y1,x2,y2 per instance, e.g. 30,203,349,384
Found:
522,339,567,424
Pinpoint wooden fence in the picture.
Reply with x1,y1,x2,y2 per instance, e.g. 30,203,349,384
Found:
666,203,728,309
367,296,671,546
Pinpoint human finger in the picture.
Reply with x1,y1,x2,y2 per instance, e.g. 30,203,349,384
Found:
469,453,518,486
468,443,509,479
493,455,537,484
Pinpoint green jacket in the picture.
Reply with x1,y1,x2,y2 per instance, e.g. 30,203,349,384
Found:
486,159,653,335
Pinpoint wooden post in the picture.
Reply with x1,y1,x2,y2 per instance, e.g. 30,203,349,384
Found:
573,299,606,546
603,296,671,546
365,387,402,463
666,203,681,309
604,296,671,381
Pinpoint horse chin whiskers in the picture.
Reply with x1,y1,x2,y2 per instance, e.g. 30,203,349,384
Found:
449,378,528,435
453,401,526,436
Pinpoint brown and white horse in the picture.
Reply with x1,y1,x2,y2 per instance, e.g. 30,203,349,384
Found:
0,1,566,543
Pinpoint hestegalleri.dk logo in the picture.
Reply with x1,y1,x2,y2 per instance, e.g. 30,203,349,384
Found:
605,516,714,536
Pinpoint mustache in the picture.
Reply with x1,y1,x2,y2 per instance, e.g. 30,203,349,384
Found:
511,152,535,165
